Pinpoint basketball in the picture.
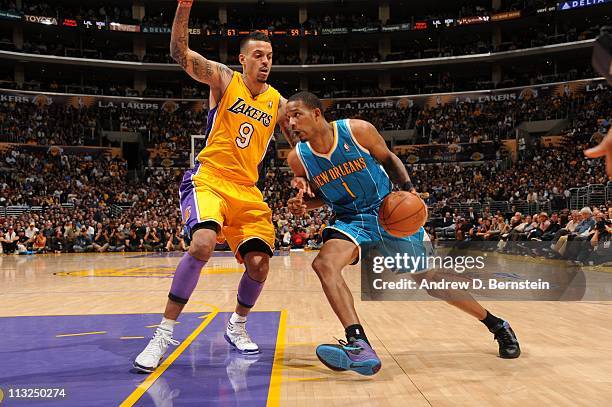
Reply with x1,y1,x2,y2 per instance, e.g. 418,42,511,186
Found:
379,191,428,237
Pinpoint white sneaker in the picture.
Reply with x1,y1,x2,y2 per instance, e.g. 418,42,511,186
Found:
133,328,180,373
224,321,259,354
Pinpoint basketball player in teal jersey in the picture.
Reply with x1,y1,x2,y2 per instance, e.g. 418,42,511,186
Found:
284,92,520,376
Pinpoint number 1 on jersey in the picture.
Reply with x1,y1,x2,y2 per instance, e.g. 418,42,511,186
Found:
341,181,357,199
236,122,254,148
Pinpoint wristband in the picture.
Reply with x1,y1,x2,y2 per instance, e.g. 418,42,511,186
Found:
400,181,415,192
178,0,193,6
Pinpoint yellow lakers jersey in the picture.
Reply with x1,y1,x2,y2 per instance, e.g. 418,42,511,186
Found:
196,71,281,185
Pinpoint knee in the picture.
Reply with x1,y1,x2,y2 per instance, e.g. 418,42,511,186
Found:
245,254,269,281
188,234,215,262
312,257,335,280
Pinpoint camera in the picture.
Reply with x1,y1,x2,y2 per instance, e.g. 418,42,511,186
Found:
596,219,611,232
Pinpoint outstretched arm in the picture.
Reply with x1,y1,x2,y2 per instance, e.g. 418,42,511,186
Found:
171,1,233,99
348,119,415,192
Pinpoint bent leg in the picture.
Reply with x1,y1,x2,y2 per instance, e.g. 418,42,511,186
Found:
312,238,360,328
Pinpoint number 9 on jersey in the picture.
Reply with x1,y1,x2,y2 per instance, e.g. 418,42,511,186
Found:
236,122,254,148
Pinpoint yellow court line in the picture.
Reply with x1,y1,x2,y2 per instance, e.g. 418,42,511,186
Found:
266,310,288,407
56,331,107,337
120,336,145,340
119,309,219,407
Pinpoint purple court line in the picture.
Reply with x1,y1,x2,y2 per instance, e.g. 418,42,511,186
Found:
133,312,281,407
0,312,280,406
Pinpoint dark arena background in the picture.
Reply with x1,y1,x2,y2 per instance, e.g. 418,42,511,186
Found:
1,0,611,406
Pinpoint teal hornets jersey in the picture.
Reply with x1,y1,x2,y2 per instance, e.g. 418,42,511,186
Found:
295,119,392,216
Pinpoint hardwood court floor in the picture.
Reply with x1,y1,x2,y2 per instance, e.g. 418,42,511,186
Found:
1,251,611,406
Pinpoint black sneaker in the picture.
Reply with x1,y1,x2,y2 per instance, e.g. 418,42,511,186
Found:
490,321,521,359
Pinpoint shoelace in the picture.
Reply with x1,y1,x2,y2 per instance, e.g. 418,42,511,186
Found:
336,337,363,351
494,328,515,344
143,330,179,359
228,322,254,346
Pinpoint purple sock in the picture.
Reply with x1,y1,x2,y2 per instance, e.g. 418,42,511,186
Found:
168,252,207,304
237,271,265,308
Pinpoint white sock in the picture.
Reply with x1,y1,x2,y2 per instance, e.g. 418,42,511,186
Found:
159,317,176,333
229,312,247,324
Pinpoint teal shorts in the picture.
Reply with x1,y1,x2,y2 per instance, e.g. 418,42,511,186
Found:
322,211,430,270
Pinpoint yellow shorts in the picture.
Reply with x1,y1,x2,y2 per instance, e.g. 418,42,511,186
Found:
179,164,274,260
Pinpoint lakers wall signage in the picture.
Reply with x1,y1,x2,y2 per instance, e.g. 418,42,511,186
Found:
328,78,607,111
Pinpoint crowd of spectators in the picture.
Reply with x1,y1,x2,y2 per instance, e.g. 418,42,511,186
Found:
2,1,137,24
2,20,606,66
1,73,610,257
0,150,189,254
413,86,611,144
1,0,597,34
1,0,608,69
0,149,335,253
305,63,597,98
432,205,611,266
1,83,609,157
0,147,128,207
0,103,98,146
5,64,593,99
412,141,608,213
1,130,610,258
0,209,189,255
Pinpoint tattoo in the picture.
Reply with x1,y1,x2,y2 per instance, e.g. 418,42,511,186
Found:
217,63,232,80
175,53,188,69
170,7,190,68
191,58,199,75
206,60,214,78
171,2,235,86
190,58,214,80
187,48,232,83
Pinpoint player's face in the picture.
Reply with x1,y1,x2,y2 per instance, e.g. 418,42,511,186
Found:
240,41,273,84
286,101,319,142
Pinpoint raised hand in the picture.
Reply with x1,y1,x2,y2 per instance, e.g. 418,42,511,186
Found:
291,177,314,197
288,189,307,217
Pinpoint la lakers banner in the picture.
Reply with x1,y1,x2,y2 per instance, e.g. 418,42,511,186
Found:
0,77,606,113
0,90,208,113
326,78,607,111
393,142,498,164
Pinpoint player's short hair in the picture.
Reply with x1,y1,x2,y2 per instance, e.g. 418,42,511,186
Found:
240,31,272,53
288,91,324,112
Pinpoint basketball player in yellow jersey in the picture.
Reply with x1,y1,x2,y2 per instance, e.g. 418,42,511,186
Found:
134,0,293,372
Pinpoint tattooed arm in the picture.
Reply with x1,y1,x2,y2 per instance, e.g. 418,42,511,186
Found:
170,1,233,101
